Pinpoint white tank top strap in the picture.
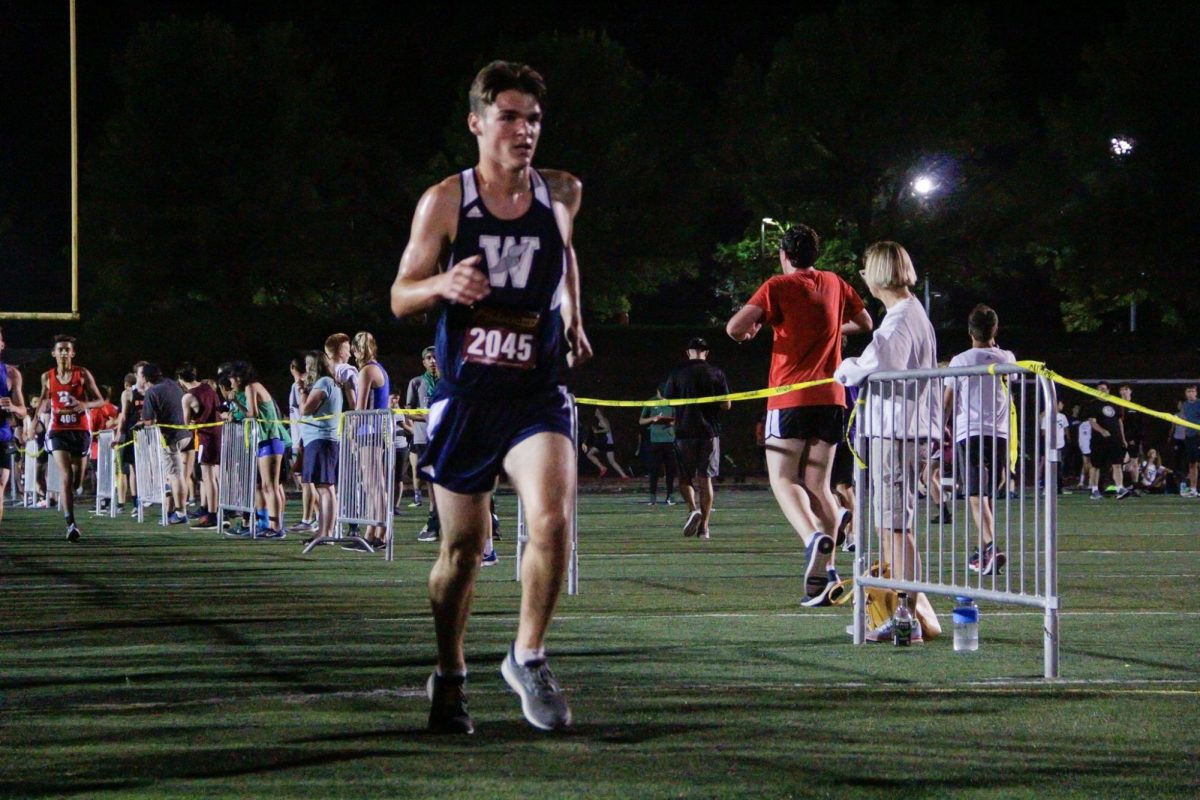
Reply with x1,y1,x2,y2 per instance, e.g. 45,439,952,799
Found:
531,169,551,209
460,168,479,209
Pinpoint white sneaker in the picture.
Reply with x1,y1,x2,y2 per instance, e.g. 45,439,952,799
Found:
682,510,702,537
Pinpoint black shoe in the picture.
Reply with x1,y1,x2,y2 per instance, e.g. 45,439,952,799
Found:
427,672,474,734
65,522,81,542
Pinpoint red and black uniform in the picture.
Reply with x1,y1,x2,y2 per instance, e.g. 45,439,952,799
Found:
46,367,92,456
191,382,223,466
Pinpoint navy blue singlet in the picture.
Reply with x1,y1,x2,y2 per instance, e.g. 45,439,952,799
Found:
434,168,567,401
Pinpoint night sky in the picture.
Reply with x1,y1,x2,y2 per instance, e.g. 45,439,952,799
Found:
1,0,1130,314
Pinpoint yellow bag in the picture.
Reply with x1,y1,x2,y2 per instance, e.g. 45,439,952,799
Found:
831,561,898,631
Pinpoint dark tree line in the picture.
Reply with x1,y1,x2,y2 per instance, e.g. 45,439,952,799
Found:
78,1,1200,350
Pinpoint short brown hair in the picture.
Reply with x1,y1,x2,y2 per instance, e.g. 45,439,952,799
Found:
324,333,350,359
967,304,998,342
469,61,547,114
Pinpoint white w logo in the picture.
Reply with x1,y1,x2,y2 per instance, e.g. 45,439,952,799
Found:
479,235,540,289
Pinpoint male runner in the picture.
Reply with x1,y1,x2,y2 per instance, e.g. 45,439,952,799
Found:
725,224,871,604
0,327,29,531
662,338,730,540
1088,381,1128,500
390,60,591,734
37,335,103,541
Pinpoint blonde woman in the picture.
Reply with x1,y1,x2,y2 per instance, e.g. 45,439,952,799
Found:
834,241,941,641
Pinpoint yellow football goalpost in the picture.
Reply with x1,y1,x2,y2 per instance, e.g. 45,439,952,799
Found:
1,0,79,321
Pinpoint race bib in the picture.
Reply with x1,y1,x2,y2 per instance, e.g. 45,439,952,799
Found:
58,412,78,426
461,307,541,370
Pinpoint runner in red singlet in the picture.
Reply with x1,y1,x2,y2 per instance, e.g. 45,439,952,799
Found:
38,335,103,542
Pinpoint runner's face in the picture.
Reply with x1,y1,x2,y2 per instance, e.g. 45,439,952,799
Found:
472,90,542,169
52,341,75,364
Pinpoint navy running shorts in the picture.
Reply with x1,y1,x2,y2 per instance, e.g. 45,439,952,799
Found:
47,430,91,457
302,438,339,486
419,387,573,494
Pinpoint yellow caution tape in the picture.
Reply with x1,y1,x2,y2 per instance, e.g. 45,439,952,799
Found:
1015,360,1200,433
575,378,835,408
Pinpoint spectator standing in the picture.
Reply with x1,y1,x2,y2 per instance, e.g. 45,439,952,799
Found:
834,241,941,641
139,362,191,525
638,386,678,505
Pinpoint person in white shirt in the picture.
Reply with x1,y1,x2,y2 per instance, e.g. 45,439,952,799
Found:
834,241,940,641
1076,407,1093,488
944,304,1015,577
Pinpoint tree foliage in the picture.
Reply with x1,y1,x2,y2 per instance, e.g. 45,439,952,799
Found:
83,17,405,331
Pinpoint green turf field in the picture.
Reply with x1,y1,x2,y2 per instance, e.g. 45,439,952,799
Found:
2,489,1197,799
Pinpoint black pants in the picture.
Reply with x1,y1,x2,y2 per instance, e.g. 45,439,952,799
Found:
648,441,678,498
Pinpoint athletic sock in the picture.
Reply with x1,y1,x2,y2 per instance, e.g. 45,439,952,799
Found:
515,645,545,666
436,667,466,680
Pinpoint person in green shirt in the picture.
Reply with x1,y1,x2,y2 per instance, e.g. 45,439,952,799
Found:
639,386,678,505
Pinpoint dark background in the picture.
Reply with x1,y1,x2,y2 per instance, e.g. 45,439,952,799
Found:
2,1,1195,471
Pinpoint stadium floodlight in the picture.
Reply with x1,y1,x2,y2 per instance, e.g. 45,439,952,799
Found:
912,175,937,197
1110,136,1135,158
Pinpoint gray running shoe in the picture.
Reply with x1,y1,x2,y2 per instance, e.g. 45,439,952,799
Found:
803,533,834,598
682,509,702,537
426,672,474,735
417,526,439,543
500,645,572,731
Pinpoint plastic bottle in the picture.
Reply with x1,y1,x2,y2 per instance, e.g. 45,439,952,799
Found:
953,596,980,652
892,591,913,647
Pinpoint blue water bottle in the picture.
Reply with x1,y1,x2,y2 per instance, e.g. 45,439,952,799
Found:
952,597,979,652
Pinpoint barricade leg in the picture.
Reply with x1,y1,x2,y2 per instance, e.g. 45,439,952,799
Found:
568,394,579,596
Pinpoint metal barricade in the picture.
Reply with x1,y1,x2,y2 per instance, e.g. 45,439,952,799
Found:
22,442,39,507
851,364,1059,678
216,420,259,536
94,430,118,518
133,427,169,525
515,393,580,596
305,409,394,558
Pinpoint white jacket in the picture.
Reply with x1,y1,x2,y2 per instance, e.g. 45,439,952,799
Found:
834,296,938,439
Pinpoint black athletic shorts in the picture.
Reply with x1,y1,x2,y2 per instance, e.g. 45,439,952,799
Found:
1091,437,1123,472
955,437,1008,496
674,437,716,485
47,430,91,458
764,405,845,445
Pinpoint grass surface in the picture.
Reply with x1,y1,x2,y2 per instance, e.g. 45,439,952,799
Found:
1,488,1198,799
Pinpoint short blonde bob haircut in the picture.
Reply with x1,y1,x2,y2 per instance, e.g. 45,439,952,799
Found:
352,331,377,364
862,241,917,290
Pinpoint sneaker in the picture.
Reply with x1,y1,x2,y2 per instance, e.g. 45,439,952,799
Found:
187,508,204,520
1090,488,1103,500
168,511,189,525
834,508,852,548
1115,486,1132,501
803,533,834,598
979,544,1006,576
500,645,572,731
285,519,316,533
664,496,677,506
65,522,81,542
968,548,982,573
644,498,658,506
863,617,924,644
426,672,474,735
224,521,254,538
935,504,953,523
259,528,286,540
481,549,499,567
115,504,125,514
597,466,608,479
417,526,439,543
801,568,842,608
190,514,218,529
682,509,702,537
408,499,423,508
